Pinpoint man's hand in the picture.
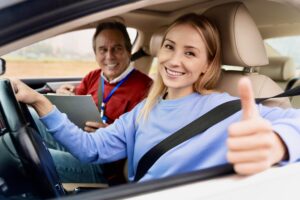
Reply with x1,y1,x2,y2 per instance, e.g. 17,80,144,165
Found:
56,84,75,95
84,121,108,132
227,78,287,175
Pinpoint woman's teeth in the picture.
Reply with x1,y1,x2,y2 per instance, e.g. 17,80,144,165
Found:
166,67,185,76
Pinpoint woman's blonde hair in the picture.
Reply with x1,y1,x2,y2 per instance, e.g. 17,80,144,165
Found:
139,13,222,120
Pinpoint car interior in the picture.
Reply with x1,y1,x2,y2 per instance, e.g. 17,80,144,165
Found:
258,56,297,91
146,2,291,109
0,0,300,199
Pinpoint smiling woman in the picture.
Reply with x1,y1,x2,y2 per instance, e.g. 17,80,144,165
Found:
2,0,300,199
10,12,300,186
158,23,213,99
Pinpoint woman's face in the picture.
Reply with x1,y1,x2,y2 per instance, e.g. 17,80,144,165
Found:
158,24,209,98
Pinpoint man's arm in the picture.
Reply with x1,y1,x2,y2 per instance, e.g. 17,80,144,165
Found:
56,84,76,95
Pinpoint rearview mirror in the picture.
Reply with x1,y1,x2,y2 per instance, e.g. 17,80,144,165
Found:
0,58,6,75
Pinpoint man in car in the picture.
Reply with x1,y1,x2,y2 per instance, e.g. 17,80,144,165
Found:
56,21,152,131
46,21,152,185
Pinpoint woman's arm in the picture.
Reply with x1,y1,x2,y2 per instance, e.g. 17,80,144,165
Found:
227,78,292,175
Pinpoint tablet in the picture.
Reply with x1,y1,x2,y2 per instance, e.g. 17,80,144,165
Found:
46,81,80,91
44,94,101,129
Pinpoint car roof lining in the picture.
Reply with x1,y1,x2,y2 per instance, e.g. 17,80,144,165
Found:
1,0,300,54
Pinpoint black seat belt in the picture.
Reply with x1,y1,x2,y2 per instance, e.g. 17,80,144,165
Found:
285,77,300,91
131,48,149,62
134,85,300,182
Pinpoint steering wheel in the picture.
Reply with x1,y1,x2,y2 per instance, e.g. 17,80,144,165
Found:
0,79,65,198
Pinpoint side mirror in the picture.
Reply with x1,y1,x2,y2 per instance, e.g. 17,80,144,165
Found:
0,58,6,75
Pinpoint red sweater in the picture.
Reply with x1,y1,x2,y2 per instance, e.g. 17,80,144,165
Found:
75,68,152,124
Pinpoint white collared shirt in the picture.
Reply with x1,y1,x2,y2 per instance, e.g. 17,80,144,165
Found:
101,65,134,84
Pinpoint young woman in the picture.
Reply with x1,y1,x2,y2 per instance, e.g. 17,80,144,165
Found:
13,13,300,182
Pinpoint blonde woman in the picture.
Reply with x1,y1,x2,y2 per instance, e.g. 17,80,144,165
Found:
13,13,300,182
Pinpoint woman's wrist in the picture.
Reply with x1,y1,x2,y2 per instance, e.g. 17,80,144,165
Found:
32,94,54,117
273,132,289,163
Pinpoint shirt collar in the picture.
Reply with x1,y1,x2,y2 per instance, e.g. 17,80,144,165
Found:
101,65,134,84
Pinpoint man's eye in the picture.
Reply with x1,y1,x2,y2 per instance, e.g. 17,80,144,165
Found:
114,46,124,52
99,48,107,54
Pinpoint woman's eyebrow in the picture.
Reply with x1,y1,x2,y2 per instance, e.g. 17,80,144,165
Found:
164,38,175,44
184,45,199,50
165,38,200,51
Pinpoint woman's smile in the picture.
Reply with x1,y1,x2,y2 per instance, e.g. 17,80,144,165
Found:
165,67,186,77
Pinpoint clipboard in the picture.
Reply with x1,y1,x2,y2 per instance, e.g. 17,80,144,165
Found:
44,94,101,129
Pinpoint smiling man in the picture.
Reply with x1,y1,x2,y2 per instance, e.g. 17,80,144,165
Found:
57,22,152,130
54,22,152,185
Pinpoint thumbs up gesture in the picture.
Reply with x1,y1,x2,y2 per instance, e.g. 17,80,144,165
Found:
227,78,287,175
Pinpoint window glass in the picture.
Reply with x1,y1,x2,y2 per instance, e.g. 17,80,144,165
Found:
2,27,138,78
265,36,300,69
127,27,138,44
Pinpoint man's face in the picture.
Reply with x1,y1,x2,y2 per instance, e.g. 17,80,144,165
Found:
94,29,131,81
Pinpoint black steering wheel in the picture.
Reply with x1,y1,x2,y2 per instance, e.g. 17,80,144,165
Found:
0,79,65,198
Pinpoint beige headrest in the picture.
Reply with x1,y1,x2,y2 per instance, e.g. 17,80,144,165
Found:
203,2,268,67
149,2,268,67
149,26,167,56
99,16,125,24
259,57,296,81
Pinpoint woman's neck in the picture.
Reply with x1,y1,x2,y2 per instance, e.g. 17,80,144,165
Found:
165,87,194,100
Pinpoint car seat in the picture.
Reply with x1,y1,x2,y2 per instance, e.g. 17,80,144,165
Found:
149,2,291,108
289,79,300,108
257,56,296,91
203,2,291,108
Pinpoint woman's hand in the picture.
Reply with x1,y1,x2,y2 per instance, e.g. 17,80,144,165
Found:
56,84,75,95
84,121,108,132
11,78,54,117
227,78,287,175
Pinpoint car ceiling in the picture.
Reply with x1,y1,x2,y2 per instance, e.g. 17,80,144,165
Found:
1,0,300,56
120,0,300,39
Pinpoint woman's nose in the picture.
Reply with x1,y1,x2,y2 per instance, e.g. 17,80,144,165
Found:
168,51,182,67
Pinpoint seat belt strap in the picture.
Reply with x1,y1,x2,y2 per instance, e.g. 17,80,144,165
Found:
131,48,149,61
134,85,300,182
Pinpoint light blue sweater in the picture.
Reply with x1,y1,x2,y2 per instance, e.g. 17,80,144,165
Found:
41,92,300,182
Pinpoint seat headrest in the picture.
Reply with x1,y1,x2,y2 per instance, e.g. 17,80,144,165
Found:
149,26,167,57
149,2,268,68
203,2,268,67
259,57,296,81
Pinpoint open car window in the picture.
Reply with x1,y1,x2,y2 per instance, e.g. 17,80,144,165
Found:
265,36,300,70
2,28,137,79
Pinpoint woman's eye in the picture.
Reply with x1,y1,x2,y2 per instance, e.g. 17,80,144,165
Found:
164,44,173,50
185,51,195,57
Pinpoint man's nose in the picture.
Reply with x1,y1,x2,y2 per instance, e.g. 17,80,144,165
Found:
106,49,115,59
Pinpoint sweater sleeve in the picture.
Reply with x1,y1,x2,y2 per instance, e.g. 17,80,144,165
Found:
259,105,300,163
40,105,139,164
